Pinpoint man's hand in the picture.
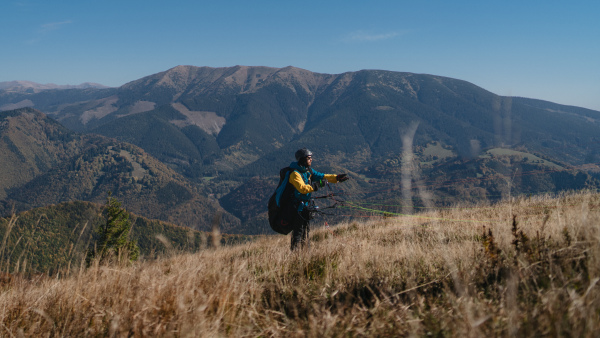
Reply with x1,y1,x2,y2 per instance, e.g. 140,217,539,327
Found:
310,181,320,192
336,174,349,182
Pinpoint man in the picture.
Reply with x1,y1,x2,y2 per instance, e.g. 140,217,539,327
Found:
274,148,349,250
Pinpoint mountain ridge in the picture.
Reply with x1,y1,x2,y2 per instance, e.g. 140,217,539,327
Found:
0,80,110,92
1,66,600,235
3,66,599,174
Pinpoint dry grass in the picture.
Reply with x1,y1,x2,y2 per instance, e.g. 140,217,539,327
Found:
1,191,599,336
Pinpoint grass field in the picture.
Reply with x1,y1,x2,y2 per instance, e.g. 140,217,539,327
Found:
482,148,564,169
419,141,456,165
1,191,599,336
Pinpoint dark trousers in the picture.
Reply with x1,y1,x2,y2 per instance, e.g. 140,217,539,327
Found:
290,209,311,250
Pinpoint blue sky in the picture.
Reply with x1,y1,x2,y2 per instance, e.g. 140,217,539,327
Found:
2,0,599,110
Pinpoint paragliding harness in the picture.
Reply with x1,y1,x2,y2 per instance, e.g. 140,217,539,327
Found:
268,167,345,234
268,166,304,234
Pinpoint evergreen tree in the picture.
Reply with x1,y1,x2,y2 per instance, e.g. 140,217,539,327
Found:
87,193,139,264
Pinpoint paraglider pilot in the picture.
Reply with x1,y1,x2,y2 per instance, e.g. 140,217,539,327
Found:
276,148,349,250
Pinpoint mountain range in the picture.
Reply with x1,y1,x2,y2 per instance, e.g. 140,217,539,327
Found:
2,65,600,235
0,80,109,92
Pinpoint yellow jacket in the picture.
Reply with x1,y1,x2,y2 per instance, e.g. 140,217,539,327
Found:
289,171,338,194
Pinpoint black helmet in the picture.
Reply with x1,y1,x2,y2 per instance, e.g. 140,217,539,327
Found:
295,148,313,161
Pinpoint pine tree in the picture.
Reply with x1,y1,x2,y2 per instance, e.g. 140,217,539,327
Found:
87,193,139,264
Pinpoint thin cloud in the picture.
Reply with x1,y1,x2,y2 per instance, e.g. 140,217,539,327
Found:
344,30,405,42
26,20,72,44
40,20,73,33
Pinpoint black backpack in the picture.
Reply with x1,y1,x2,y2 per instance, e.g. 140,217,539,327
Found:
267,167,297,234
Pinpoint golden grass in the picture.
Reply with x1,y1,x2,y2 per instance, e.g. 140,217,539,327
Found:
1,191,599,336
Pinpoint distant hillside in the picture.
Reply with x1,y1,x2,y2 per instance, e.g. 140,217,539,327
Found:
0,108,98,199
219,177,277,235
4,138,240,233
0,108,240,233
0,201,251,274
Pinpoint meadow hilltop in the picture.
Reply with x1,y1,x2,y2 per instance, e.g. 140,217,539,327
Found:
1,191,599,336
